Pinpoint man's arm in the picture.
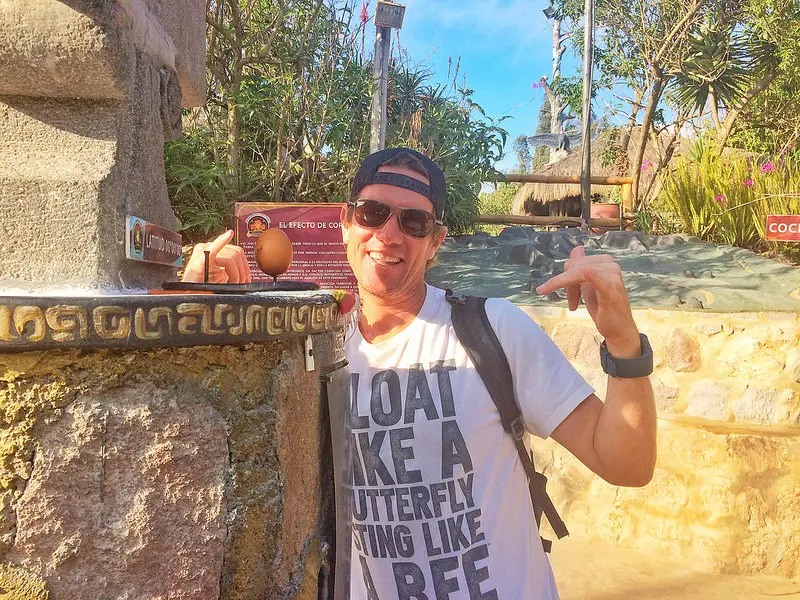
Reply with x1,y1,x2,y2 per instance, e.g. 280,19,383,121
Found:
536,247,657,487
551,385,656,487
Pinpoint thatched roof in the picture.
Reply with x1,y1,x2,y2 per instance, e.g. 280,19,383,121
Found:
511,128,676,215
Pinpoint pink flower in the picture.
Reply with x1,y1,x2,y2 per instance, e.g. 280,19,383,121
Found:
714,194,727,206
360,1,369,25
530,81,545,89
641,159,653,172
743,178,754,188
762,161,775,174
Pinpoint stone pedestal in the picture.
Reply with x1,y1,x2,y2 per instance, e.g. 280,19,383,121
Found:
0,292,347,599
0,0,204,291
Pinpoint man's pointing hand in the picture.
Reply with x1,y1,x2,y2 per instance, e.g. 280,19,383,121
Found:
182,230,252,284
536,245,640,357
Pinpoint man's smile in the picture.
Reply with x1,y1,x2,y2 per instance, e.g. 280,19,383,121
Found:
367,251,403,265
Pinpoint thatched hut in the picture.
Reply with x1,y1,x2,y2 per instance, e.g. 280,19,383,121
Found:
512,128,673,216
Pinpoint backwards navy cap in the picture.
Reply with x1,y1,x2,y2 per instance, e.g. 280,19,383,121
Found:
350,147,447,222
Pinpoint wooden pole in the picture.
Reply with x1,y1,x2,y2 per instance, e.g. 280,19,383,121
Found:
620,182,633,213
478,214,629,227
580,0,595,230
369,26,391,153
493,174,632,185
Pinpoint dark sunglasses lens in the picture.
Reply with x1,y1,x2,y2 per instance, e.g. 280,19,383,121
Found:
355,200,391,228
399,209,435,238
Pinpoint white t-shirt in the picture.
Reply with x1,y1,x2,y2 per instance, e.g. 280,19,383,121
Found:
346,285,594,600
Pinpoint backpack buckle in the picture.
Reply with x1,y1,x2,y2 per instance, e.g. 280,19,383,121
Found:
445,288,467,306
510,417,526,440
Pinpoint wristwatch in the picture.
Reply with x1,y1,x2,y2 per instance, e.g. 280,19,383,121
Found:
600,333,653,378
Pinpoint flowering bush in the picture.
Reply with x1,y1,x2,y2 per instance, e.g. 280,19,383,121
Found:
659,151,800,259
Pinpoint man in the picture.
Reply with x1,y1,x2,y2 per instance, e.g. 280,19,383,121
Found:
185,148,656,599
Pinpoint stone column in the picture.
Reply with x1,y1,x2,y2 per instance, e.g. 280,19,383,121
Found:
0,3,349,598
0,0,205,291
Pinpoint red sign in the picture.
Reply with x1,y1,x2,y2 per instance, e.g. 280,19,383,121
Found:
765,215,800,241
234,203,358,292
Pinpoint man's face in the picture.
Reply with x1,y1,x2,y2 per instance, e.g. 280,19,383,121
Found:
342,165,448,302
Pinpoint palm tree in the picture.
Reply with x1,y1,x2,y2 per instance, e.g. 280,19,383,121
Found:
670,19,779,149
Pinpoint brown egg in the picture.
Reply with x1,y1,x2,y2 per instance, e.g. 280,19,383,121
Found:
254,228,293,278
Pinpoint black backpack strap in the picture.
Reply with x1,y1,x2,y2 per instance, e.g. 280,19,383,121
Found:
445,289,568,552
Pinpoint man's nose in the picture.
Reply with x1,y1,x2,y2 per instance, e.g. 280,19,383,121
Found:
374,211,403,242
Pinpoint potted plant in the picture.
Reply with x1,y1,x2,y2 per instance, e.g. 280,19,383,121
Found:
590,192,621,233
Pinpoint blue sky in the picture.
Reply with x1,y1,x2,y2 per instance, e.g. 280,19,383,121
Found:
384,0,584,172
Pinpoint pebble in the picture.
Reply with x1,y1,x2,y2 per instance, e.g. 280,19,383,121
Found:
667,295,682,307
684,270,695,278
703,270,714,278
685,297,704,309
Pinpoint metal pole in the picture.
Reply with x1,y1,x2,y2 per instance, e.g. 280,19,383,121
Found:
369,26,391,153
580,0,595,231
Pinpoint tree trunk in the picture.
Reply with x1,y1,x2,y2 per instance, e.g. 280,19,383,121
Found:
717,70,777,149
619,88,644,154
225,0,244,192
550,18,564,136
227,91,241,190
631,78,665,207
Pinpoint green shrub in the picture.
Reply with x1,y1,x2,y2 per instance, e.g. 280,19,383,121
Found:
476,183,519,235
660,151,800,261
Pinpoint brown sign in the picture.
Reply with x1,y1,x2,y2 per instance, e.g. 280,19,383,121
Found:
766,215,800,242
126,216,183,266
234,203,358,293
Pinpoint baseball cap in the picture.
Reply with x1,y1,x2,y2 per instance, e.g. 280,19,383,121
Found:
350,147,447,222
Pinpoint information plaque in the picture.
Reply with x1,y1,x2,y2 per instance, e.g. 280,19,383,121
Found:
234,203,358,293
125,216,182,266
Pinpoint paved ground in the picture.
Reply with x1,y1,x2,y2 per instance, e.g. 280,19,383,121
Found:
427,230,800,312
550,538,800,600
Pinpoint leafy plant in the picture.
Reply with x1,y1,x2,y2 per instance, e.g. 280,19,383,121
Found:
660,151,800,260
477,183,519,235
387,75,508,235
167,1,506,241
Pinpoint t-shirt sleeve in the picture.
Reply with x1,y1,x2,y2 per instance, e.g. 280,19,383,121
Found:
485,298,595,439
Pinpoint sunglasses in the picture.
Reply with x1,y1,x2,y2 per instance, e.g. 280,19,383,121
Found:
348,199,441,239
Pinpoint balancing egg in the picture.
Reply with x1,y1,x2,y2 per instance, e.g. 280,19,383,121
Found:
254,228,293,277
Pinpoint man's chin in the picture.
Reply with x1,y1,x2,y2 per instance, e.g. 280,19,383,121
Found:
358,273,406,300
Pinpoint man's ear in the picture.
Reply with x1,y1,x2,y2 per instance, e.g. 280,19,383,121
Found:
427,226,448,260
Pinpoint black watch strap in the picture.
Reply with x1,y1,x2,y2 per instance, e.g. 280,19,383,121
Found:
600,333,653,378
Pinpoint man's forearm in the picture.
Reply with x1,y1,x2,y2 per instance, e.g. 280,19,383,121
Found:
592,334,657,487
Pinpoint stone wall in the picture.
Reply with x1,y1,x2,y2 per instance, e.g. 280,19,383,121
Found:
522,306,800,579
0,334,341,599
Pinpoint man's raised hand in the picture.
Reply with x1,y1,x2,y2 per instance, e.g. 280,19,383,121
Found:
536,245,640,356
182,230,252,284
